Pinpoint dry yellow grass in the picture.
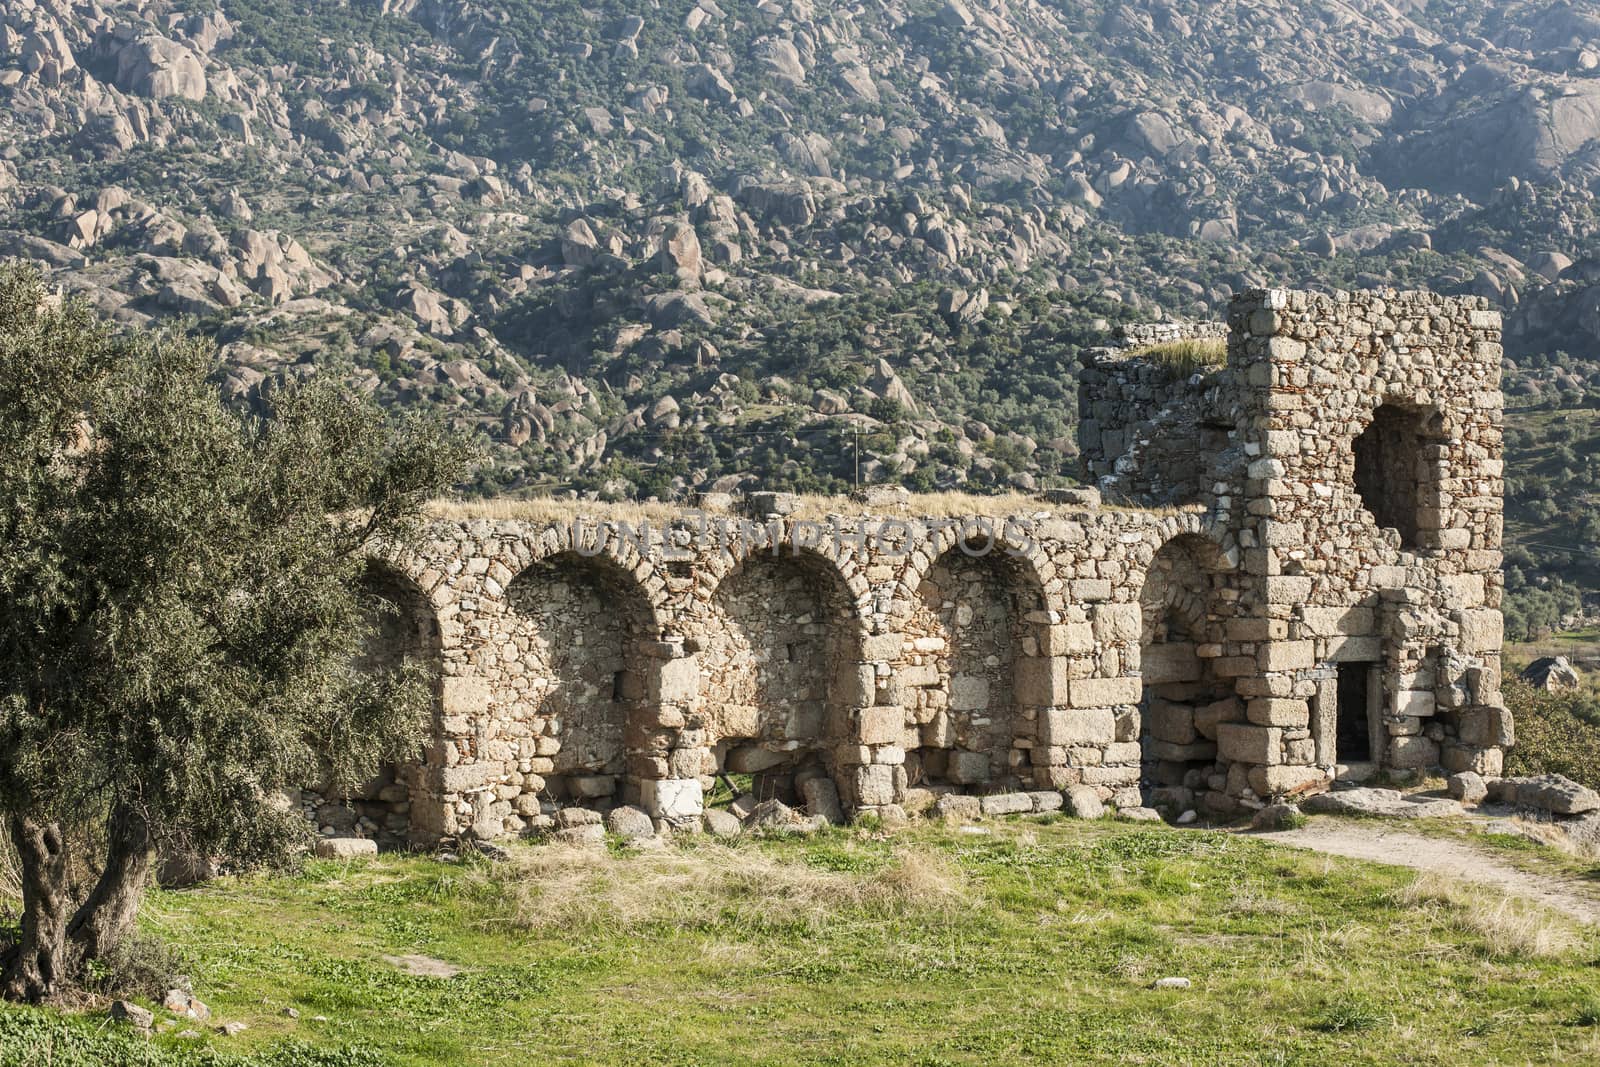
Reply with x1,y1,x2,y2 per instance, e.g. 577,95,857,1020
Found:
1393,870,1581,958
473,839,971,935
1131,337,1229,377
425,491,1199,525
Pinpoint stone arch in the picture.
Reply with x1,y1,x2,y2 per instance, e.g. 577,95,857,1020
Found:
890,518,1060,622
488,522,671,634
696,539,867,806
1352,398,1447,551
340,560,445,849
1135,532,1234,815
502,548,662,806
896,528,1052,793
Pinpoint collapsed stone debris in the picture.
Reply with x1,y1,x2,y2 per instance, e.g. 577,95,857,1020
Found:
307,287,1509,845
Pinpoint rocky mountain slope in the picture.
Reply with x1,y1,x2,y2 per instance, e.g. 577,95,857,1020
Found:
2,0,1599,628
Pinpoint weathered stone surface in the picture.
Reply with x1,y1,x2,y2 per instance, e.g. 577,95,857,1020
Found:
1301,788,1462,819
934,793,982,821
313,837,378,859
1250,802,1302,831
702,808,742,836
605,805,656,839
1065,785,1105,819
979,792,1033,816
1510,774,1600,815
802,777,845,825
111,1000,154,1030
1447,771,1487,805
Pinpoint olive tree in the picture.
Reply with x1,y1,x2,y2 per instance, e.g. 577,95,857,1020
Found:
0,263,471,1001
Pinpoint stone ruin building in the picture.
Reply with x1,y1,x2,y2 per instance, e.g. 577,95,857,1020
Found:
311,286,1511,845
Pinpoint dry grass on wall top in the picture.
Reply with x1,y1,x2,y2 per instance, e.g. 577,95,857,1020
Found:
426,491,1199,525
1130,337,1229,378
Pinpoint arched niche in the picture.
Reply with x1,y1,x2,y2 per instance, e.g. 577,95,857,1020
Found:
699,547,862,806
345,562,444,849
505,550,658,805
1137,534,1232,810
898,538,1049,793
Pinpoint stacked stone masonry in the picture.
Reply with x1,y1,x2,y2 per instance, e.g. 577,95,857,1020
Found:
341,288,1508,843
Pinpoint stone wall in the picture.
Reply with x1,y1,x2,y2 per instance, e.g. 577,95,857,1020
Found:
329,287,1507,844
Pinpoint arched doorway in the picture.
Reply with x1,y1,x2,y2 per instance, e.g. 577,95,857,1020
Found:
505,551,656,807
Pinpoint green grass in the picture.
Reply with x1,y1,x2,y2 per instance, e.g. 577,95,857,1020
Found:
6,821,1600,1065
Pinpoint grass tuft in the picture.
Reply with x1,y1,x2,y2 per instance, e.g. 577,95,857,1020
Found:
1393,871,1581,958
1130,337,1228,378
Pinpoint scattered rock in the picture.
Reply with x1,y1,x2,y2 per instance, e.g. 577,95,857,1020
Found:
801,778,845,825
1251,802,1302,832
1116,806,1163,822
1521,656,1581,692
1152,977,1192,990
1065,785,1105,820
216,1021,249,1037
702,808,742,836
605,805,656,840
110,1000,154,1031
313,837,377,859
1447,771,1488,805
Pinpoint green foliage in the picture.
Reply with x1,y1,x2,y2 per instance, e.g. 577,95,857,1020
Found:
1503,679,1600,788
0,261,472,991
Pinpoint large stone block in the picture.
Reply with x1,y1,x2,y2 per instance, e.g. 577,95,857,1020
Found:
1141,642,1202,685
1146,699,1197,745
441,677,490,716
640,778,704,820
1393,689,1436,718
1040,707,1116,746
857,705,904,746
439,761,504,792
650,655,701,704
1457,609,1503,653
947,751,991,785
1068,676,1141,708
1257,641,1315,672
1387,735,1439,770
1015,656,1069,706
1246,698,1308,728
1246,765,1328,799
1046,623,1096,656
1217,723,1282,765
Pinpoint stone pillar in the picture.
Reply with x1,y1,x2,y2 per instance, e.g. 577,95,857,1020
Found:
636,638,706,823
840,631,903,811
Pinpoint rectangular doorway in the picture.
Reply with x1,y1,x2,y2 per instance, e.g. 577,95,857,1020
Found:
1335,662,1374,763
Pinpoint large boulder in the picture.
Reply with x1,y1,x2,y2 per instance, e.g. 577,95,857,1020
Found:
1521,656,1581,692
116,35,207,101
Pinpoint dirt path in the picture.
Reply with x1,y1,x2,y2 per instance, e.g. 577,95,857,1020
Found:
1255,821,1600,925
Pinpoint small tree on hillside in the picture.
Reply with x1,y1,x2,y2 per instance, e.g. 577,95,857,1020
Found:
0,262,472,1001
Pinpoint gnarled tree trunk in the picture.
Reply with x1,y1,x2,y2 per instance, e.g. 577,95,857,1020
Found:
68,802,154,965
2,816,72,1002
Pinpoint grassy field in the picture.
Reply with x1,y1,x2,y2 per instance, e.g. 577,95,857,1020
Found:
5,820,1600,1066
